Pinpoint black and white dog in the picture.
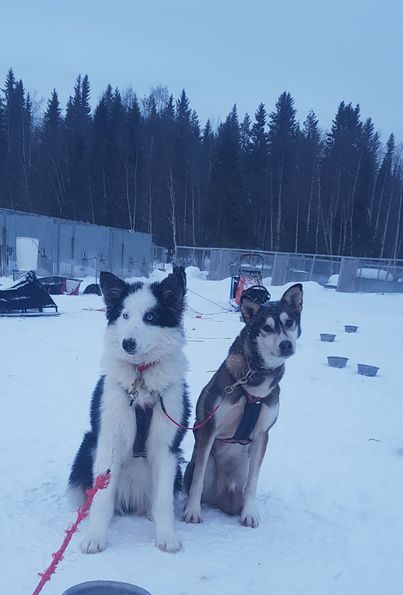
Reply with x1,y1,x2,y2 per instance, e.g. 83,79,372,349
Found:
69,268,190,553
184,284,303,527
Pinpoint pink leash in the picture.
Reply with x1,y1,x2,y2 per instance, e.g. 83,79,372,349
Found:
32,470,111,595
159,397,219,431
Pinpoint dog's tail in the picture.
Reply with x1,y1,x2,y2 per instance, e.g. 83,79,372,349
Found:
68,431,96,493
183,459,194,495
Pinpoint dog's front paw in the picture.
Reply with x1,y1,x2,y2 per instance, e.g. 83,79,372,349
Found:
183,504,202,524
155,532,182,553
240,507,260,528
80,533,107,554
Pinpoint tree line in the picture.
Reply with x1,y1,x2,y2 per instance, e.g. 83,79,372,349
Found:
0,68,402,258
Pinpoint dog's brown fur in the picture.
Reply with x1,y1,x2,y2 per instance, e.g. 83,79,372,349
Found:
184,284,303,527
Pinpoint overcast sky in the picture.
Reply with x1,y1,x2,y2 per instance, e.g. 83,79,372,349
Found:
2,0,402,141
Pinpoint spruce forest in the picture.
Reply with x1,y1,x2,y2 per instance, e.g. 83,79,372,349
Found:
0,68,402,258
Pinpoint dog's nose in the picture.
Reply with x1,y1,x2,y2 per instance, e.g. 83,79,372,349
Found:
279,340,293,356
122,338,137,354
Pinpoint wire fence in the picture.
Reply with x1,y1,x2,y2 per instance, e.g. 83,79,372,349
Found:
3,209,402,295
175,246,403,294
153,245,168,271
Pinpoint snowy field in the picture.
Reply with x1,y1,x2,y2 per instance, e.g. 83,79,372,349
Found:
1,268,403,595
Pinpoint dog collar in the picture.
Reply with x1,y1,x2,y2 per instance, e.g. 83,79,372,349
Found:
243,391,264,404
136,361,158,374
127,361,159,407
224,364,272,396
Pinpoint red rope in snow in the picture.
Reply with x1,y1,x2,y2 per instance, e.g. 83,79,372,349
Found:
32,470,111,595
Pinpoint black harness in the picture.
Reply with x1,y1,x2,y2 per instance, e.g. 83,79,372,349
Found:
132,404,153,458
129,356,270,451
216,392,263,445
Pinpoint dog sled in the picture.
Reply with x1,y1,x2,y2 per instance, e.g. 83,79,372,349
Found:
0,271,58,316
38,276,82,295
229,253,265,308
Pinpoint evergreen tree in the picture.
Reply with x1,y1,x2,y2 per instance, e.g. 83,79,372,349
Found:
353,118,379,254
268,92,299,250
35,89,67,216
3,71,32,210
190,110,201,140
299,110,322,252
0,95,7,205
198,119,215,243
163,95,175,121
1,68,402,259
44,89,62,129
176,89,191,125
240,113,252,153
81,75,91,122
321,102,362,254
123,93,143,231
373,133,398,257
91,84,114,225
206,105,251,247
109,88,127,227
64,74,92,220
373,133,395,244
249,104,269,248
173,90,192,246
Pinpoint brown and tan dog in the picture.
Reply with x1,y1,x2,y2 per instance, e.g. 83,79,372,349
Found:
184,284,303,528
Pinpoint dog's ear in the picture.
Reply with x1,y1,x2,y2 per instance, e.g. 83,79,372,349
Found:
159,269,186,308
100,271,127,306
240,298,261,327
281,283,303,313
172,264,187,290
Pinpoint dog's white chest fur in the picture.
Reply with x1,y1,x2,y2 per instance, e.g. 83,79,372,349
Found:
250,400,279,438
244,374,274,398
215,400,245,438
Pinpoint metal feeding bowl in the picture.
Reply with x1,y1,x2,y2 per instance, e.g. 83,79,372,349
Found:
327,356,348,369
344,325,358,333
357,364,379,377
62,581,151,595
320,333,336,342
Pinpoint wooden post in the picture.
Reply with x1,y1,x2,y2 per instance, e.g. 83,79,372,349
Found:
337,258,358,292
271,253,289,286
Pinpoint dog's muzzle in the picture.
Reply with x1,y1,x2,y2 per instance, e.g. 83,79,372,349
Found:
122,338,137,354
279,340,293,357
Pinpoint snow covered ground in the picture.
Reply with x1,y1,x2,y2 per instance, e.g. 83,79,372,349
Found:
1,268,403,595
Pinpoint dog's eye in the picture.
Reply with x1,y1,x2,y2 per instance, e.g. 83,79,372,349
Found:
285,319,294,328
262,325,272,333
123,312,129,320
145,313,154,322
